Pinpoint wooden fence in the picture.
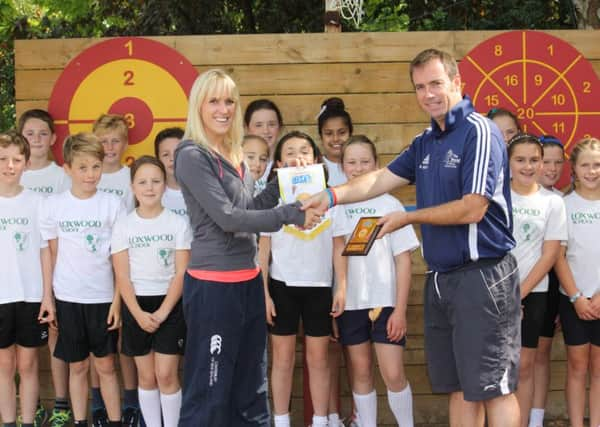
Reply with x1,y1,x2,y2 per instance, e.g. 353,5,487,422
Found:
14,30,600,425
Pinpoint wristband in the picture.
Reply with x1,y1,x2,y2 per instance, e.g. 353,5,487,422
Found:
569,291,583,304
326,187,338,208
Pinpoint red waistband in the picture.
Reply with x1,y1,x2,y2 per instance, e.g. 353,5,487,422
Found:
187,267,260,283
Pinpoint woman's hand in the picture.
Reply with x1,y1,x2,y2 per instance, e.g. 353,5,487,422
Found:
303,208,322,229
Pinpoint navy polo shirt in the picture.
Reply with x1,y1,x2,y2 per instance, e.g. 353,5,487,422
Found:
388,96,515,272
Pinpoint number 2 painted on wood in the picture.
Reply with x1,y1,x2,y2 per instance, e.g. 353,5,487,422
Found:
123,70,135,86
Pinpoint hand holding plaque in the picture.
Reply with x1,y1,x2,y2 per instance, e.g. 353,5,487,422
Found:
342,216,382,256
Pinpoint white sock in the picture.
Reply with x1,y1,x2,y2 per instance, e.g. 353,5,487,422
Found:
274,413,291,427
528,408,544,427
138,388,161,427
328,412,341,426
353,390,377,427
387,384,414,427
160,389,182,427
312,415,329,427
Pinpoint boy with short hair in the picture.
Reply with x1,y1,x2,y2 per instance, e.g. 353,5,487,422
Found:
0,131,54,427
92,114,141,426
93,114,135,212
39,133,125,426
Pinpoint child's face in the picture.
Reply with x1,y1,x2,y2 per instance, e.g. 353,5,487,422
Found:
321,117,350,161
64,153,103,197
342,143,377,180
246,108,280,152
573,149,600,193
276,137,315,168
243,138,269,181
96,130,128,169
21,118,56,160
132,163,166,209
157,137,181,179
493,115,519,144
509,143,542,189
539,146,564,188
0,145,28,187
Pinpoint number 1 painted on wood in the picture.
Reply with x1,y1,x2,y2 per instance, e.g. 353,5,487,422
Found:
124,40,133,56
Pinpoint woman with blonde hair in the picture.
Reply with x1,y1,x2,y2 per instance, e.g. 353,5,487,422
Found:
174,69,320,426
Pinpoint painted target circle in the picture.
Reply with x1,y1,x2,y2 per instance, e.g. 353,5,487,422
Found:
459,30,600,187
48,37,198,164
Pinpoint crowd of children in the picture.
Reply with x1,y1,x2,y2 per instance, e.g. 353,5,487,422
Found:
1,67,599,427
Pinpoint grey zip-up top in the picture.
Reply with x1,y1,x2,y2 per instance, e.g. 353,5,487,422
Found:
174,140,305,272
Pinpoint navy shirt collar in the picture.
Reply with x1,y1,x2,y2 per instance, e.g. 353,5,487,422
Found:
430,95,475,136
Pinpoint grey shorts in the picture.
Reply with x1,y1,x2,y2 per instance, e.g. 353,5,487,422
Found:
424,253,521,402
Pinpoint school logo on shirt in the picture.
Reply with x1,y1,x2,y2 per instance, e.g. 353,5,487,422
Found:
443,149,461,169
170,208,187,216
517,222,538,242
419,154,430,170
129,234,174,249
157,248,174,267
85,233,101,253
30,186,54,194
0,217,29,231
13,231,29,251
344,206,377,220
513,207,541,217
59,220,102,233
99,187,124,197
570,211,600,225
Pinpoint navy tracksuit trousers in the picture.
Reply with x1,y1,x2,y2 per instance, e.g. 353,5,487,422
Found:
179,272,270,427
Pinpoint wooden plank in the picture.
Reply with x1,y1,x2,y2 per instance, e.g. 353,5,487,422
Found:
16,94,429,126
15,62,414,101
16,31,600,70
14,36,177,70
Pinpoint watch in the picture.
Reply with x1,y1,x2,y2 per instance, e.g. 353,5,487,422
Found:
569,291,583,304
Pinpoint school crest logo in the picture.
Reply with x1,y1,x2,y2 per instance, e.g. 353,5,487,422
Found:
13,231,29,251
157,248,174,267
84,233,100,253
518,222,538,242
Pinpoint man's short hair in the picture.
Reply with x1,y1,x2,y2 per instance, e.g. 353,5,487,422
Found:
410,49,459,84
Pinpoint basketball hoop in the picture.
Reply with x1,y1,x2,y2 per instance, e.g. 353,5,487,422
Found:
326,0,364,28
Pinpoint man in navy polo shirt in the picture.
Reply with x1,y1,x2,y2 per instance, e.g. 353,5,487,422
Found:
304,48,520,427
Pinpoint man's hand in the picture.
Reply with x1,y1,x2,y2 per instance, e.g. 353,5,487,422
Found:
301,191,330,216
377,211,409,238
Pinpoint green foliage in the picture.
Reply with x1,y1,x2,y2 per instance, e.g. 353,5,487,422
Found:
407,0,575,30
359,0,410,32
